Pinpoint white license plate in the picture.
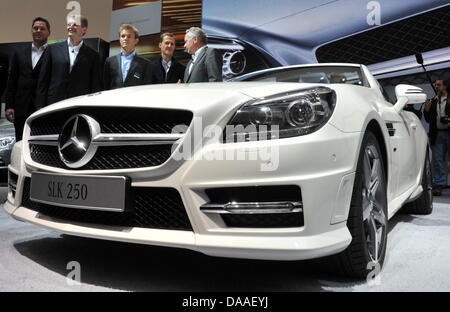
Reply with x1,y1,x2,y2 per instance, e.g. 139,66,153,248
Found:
30,172,130,212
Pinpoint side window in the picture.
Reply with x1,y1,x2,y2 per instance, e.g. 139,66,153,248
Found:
377,80,394,104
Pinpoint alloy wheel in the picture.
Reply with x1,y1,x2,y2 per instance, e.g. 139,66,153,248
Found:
361,144,387,263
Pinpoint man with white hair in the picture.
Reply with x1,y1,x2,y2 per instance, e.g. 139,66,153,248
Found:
36,15,101,108
183,27,222,83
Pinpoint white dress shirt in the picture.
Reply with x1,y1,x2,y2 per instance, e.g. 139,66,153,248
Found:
121,51,136,82
437,96,449,130
67,39,83,72
31,43,47,69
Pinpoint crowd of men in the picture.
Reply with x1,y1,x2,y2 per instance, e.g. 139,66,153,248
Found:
4,16,223,141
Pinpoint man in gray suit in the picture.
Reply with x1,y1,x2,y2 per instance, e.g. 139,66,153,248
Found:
104,24,152,90
183,27,222,83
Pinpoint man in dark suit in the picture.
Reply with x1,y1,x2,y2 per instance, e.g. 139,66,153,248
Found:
0,55,8,101
151,32,185,84
183,27,223,83
104,24,152,90
424,79,450,196
5,17,51,141
36,15,101,108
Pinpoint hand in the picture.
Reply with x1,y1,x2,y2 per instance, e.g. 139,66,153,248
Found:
424,99,432,112
5,109,15,123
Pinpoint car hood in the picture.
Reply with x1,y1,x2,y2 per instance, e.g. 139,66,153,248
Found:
28,83,334,133
32,82,326,115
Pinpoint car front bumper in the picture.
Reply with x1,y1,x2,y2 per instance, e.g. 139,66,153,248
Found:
5,125,361,261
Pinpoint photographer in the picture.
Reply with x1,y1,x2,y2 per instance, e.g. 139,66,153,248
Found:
424,79,450,196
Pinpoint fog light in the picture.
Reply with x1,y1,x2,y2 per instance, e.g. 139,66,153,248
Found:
201,201,303,214
8,171,18,199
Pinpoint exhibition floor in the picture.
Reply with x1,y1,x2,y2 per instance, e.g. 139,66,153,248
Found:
0,187,449,292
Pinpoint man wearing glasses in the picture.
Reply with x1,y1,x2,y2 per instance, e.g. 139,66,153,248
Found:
36,15,101,108
424,79,450,196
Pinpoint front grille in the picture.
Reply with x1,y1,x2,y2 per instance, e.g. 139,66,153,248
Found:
316,5,450,65
30,144,173,170
28,107,192,170
30,107,193,136
21,178,193,231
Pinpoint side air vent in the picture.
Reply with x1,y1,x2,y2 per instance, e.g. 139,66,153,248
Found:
386,123,396,137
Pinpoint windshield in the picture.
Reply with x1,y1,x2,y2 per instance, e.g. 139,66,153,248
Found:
237,66,370,87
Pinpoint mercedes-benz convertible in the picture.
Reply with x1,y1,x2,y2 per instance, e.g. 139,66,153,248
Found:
4,63,432,278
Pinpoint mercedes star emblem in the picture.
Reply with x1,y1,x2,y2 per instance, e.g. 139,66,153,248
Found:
58,114,101,168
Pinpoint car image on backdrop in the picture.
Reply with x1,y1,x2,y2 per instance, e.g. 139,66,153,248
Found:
204,0,450,81
4,63,432,278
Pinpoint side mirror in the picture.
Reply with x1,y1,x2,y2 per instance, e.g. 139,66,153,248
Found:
394,84,427,112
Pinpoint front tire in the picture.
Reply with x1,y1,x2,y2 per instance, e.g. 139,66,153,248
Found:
403,149,433,215
332,131,388,279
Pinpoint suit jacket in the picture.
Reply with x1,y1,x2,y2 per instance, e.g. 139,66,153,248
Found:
103,53,153,90
184,47,223,83
36,40,101,108
5,45,45,118
0,55,9,101
151,57,185,84
424,96,450,146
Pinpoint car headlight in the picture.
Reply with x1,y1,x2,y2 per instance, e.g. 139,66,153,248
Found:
0,136,15,148
224,87,336,142
208,36,274,81
223,50,247,79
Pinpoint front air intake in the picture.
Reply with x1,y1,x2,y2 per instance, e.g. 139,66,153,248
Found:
202,186,304,228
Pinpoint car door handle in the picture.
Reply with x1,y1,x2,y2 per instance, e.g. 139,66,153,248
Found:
411,123,418,130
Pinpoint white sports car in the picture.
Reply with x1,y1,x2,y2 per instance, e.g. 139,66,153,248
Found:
4,63,432,278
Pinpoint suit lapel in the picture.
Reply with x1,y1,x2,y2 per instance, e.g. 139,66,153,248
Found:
71,43,86,72
24,45,33,70
167,58,179,81
61,41,71,74
116,54,123,84
185,47,207,82
184,60,193,82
